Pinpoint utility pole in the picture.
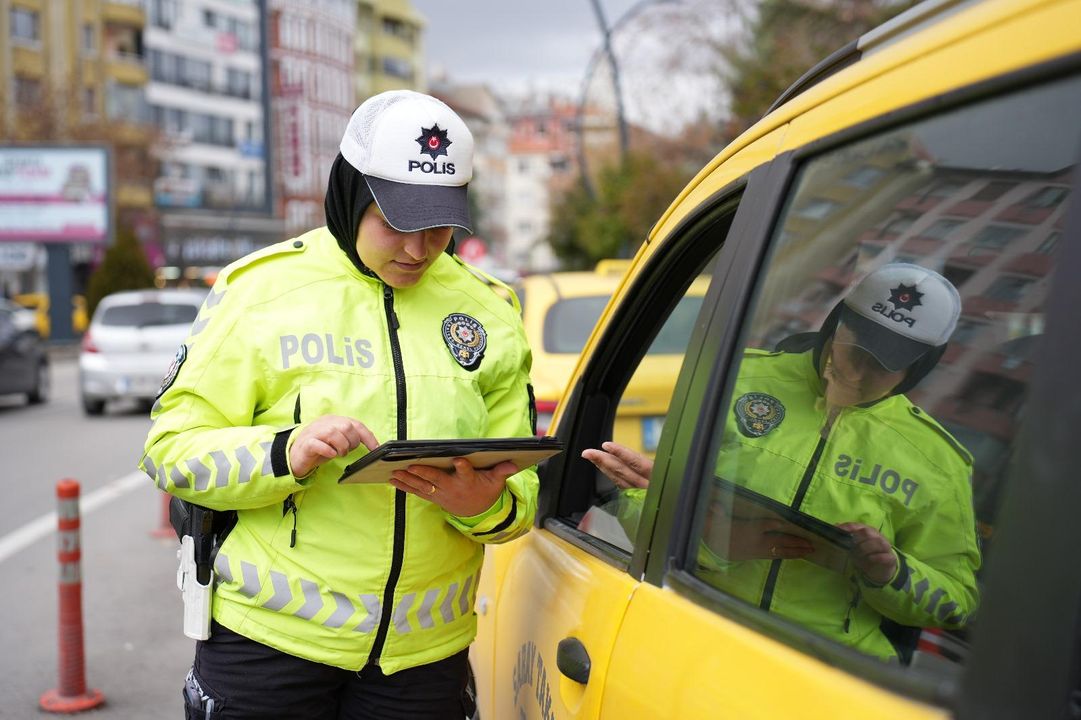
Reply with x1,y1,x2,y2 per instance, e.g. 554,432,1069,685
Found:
587,0,630,164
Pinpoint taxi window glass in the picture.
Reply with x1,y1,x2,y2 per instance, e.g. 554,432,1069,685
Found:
686,73,1080,673
575,262,717,553
100,302,198,327
543,296,610,353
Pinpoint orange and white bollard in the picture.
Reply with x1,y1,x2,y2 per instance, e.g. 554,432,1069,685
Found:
39,479,105,714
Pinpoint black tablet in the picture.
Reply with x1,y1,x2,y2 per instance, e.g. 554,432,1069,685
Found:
338,436,565,484
713,476,856,572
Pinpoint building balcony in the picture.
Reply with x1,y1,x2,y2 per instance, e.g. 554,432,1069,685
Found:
106,59,148,86
103,0,146,26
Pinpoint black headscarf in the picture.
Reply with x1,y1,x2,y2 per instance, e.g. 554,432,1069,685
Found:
324,153,374,274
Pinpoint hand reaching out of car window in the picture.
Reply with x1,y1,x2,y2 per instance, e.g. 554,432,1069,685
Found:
581,441,653,489
289,415,379,478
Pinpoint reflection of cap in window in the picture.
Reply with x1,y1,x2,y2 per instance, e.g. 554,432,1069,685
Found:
838,263,960,372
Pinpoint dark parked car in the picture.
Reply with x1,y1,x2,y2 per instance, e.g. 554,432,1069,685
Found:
0,299,49,405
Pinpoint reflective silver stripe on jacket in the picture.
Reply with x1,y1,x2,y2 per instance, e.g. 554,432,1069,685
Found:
142,441,273,491
214,553,480,634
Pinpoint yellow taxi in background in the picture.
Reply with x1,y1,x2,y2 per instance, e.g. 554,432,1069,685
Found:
13,292,88,338
515,260,707,454
472,1,1081,718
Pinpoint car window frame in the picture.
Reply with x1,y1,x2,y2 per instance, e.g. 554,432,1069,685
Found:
645,53,1081,709
538,180,752,573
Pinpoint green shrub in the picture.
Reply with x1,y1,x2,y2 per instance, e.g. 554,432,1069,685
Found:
85,227,155,318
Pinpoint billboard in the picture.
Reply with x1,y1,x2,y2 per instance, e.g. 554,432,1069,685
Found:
0,146,110,243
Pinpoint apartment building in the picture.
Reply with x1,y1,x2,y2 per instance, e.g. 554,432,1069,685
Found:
503,98,580,272
145,0,281,279
0,0,153,308
355,0,424,101
267,0,354,237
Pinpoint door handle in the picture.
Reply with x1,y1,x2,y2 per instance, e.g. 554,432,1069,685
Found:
556,637,591,684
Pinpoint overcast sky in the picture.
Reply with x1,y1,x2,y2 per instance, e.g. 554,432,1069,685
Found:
412,0,646,94
411,0,731,133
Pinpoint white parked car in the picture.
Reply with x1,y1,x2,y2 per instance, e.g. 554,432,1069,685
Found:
79,289,206,415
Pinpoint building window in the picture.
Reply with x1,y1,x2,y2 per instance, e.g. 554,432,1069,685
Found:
924,178,966,198
149,0,177,30
969,180,1015,202
181,58,212,93
14,76,42,106
880,212,918,235
104,23,143,61
381,56,413,80
968,225,1026,255
382,17,414,41
984,276,1034,303
211,116,234,146
942,264,975,289
106,82,148,123
83,87,96,116
920,218,966,240
795,198,841,220
842,166,886,188
11,8,40,43
1022,186,1070,209
1036,232,1060,255
226,68,252,99
82,24,96,54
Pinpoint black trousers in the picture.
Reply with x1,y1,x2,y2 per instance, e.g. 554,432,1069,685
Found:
183,622,473,720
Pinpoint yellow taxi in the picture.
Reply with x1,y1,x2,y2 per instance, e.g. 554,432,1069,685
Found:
515,260,708,455
472,1,1081,718
13,292,89,338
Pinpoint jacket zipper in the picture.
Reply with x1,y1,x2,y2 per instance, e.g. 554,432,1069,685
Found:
367,283,408,666
758,432,829,612
284,394,302,548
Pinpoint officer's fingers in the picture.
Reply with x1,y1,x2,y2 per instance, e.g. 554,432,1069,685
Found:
402,463,453,484
388,473,431,499
477,460,517,484
354,423,379,452
389,469,432,493
321,428,356,456
303,438,340,461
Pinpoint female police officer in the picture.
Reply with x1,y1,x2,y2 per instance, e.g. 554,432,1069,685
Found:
141,90,537,718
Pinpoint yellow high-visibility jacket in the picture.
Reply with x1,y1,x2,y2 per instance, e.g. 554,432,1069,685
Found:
140,227,538,674
702,349,981,660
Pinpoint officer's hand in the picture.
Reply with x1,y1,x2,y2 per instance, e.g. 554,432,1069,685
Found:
718,517,815,561
388,458,518,517
581,441,652,489
837,522,897,585
289,415,378,479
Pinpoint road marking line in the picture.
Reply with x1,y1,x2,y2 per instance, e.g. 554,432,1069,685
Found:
0,471,148,565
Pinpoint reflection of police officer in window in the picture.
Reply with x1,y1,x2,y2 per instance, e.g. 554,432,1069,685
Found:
585,263,980,662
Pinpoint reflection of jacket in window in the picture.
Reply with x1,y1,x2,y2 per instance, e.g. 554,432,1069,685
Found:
140,228,538,674
700,348,980,661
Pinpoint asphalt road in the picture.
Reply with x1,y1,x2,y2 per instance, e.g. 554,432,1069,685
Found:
0,355,192,718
